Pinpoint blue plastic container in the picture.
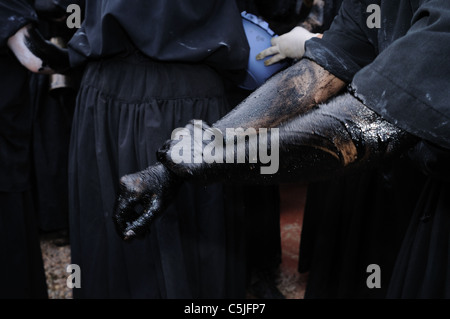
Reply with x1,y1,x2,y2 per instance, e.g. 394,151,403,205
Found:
239,11,289,91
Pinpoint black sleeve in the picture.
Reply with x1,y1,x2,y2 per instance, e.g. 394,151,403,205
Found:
68,0,249,69
303,0,377,83
0,0,38,48
351,0,450,149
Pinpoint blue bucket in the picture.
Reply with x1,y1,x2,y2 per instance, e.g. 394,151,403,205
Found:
239,11,289,91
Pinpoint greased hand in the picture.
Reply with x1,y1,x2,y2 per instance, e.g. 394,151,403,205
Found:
113,163,181,240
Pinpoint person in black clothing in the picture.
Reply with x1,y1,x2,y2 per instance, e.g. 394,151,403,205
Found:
0,0,71,298
256,0,428,298
114,0,450,298
231,0,344,299
30,0,84,240
66,0,250,298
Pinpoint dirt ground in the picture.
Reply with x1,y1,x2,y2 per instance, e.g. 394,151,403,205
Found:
39,232,72,299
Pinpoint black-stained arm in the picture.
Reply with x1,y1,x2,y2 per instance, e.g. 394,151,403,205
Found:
113,58,417,240
158,92,417,184
113,58,346,239
115,89,417,240
215,58,346,130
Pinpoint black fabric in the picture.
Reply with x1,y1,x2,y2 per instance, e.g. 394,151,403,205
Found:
303,0,380,83
0,191,48,298
236,0,344,36
68,0,249,72
352,0,450,149
0,0,38,47
28,13,81,232
305,0,450,148
301,0,450,298
386,178,450,299
0,0,48,299
29,72,75,232
0,52,34,192
68,52,246,298
243,181,282,285
299,156,427,298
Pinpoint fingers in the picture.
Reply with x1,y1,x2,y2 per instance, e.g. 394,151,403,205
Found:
112,182,141,239
123,196,162,240
113,164,177,240
256,46,279,61
263,53,285,66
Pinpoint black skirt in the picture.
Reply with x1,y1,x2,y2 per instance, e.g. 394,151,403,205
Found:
0,53,47,299
68,52,246,298
0,191,48,299
298,155,427,298
387,178,450,298
29,72,75,232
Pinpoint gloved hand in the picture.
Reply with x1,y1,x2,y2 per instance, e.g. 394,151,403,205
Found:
256,26,318,66
7,24,70,74
113,163,181,241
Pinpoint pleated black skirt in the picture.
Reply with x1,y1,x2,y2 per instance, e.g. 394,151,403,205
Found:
68,52,246,298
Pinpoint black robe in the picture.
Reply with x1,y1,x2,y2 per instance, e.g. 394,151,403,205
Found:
29,1,84,233
68,0,249,71
67,0,251,299
301,0,450,298
0,0,48,298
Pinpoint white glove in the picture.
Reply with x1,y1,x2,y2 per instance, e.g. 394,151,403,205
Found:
256,26,318,66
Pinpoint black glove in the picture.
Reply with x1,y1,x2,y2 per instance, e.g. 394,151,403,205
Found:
7,24,70,74
113,163,181,241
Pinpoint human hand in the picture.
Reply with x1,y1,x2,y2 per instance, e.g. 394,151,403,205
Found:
156,120,229,181
7,24,70,74
256,26,318,66
113,163,181,241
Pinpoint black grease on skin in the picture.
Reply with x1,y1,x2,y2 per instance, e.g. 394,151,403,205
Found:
113,60,417,240
157,93,416,186
113,163,182,240
215,59,342,131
